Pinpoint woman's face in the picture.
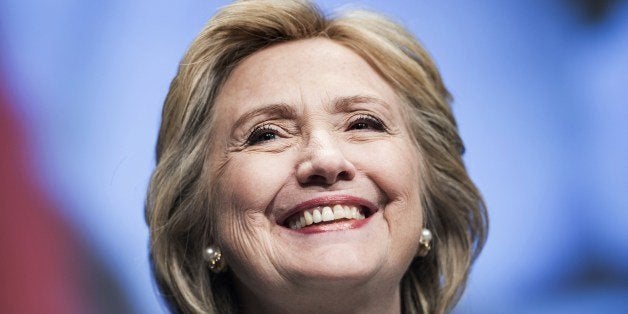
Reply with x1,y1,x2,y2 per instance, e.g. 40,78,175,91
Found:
210,38,423,308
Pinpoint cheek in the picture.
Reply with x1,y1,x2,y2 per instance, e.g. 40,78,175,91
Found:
212,151,295,254
350,139,423,249
219,152,295,213
351,139,422,201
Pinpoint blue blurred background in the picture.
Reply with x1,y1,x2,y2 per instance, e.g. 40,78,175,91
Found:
1,0,626,313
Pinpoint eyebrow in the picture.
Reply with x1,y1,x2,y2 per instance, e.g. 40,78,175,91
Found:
232,103,297,133
231,95,391,134
331,95,392,113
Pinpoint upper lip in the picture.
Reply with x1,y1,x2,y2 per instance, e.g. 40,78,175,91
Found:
276,194,379,226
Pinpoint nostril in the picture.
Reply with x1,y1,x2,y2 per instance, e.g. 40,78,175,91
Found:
305,174,330,186
295,145,357,185
301,170,352,187
337,170,352,181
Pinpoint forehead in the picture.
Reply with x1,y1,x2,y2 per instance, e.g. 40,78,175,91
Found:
214,37,403,120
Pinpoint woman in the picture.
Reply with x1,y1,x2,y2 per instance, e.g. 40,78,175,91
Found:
146,0,487,313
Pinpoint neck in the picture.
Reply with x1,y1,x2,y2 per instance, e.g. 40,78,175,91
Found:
236,277,401,314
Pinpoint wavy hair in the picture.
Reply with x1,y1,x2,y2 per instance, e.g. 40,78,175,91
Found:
146,0,488,313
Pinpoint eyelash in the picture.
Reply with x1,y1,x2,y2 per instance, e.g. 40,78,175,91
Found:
245,114,387,146
347,114,387,132
246,124,280,145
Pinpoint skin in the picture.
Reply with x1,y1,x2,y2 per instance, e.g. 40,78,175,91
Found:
210,38,424,314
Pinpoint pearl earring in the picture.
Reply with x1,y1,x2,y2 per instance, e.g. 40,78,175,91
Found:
417,228,433,257
203,245,226,273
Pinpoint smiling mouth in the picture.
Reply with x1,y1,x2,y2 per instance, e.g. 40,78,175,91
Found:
284,204,371,230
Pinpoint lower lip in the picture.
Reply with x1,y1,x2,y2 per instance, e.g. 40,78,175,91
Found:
288,215,373,234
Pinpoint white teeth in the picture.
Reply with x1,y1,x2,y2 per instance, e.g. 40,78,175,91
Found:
287,204,368,230
343,205,351,218
304,211,313,225
322,206,334,221
312,208,322,223
333,204,345,219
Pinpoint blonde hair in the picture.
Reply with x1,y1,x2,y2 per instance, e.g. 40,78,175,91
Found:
146,0,488,313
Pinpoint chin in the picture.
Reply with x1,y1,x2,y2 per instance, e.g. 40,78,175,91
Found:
301,251,382,279
273,239,391,287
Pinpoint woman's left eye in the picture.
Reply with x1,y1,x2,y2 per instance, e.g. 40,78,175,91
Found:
348,114,386,132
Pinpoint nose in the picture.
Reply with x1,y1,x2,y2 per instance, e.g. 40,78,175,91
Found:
296,131,356,186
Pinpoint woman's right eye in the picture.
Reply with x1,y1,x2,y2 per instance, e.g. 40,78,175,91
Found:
246,125,280,145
